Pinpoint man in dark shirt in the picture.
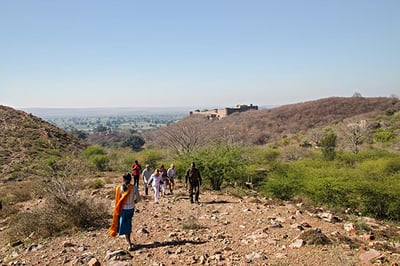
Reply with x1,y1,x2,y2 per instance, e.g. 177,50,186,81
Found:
185,162,202,204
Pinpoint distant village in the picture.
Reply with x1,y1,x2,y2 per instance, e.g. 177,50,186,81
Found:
190,104,258,119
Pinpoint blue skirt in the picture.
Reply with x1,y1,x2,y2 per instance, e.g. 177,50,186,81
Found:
118,208,135,235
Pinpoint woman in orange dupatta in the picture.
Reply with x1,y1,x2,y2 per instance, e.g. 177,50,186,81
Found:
109,173,139,251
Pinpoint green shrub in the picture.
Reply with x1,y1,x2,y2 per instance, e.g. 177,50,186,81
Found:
320,131,337,161
177,143,247,190
90,178,105,189
373,130,395,143
82,145,107,159
89,154,109,171
262,163,304,200
82,146,109,171
357,175,400,220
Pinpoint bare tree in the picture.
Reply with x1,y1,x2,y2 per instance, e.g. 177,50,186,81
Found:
340,120,368,153
160,115,211,155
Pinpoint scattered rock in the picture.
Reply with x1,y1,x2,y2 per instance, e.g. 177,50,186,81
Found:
359,249,381,262
62,241,75,247
105,250,133,261
289,239,305,248
343,223,357,235
11,240,23,247
245,252,263,262
25,243,43,253
137,227,150,235
300,222,312,228
299,229,332,245
88,257,100,266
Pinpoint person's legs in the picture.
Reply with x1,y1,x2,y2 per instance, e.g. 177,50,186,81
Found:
125,233,132,248
133,175,139,188
153,185,159,203
144,184,148,196
194,185,200,203
189,184,194,203
169,178,174,194
118,209,135,249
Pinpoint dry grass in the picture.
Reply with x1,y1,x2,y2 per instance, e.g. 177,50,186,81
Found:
182,215,204,230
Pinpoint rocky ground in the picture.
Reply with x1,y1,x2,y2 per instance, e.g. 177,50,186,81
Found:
1,180,400,266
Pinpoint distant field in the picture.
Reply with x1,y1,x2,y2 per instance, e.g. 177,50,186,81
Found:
23,107,188,133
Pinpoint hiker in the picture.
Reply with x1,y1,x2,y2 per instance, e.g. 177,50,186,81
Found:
159,164,168,197
141,164,153,196
109,173,140,251
132,160,142,188
185,162,202,204
148,169,162,203
167,164,176,195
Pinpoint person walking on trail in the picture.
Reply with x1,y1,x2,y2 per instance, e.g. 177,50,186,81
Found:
141,164,153,197
159,164,168,197
167,164,176,195
109,173,141,251
147,169,162,204
185,162,202,204
132,160,142,188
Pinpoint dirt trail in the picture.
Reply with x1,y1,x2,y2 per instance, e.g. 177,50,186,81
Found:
1,180,399,265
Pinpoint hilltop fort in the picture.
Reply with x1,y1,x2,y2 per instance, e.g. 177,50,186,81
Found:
190,104,258,119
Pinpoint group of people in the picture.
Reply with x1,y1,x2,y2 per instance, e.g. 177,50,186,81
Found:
109,161,202,250
134,161,177,203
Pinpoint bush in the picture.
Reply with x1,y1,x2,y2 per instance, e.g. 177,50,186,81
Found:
320,131,337,160
357,175,400,220
261,162,303,200
122,135,145,151
82,146,109,171
90,154,109,171
177,143,247,190
8,175,109,240
373,130,395,143
89,178,105,189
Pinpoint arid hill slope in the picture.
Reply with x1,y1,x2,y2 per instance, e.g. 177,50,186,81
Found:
146,97,400,146
0,105,85,182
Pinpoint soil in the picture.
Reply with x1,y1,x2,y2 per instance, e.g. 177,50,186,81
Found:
1,179,399,266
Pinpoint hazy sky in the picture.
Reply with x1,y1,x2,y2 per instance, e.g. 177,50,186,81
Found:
1,0,399,108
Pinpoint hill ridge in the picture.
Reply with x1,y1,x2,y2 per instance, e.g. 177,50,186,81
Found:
0,105,85,182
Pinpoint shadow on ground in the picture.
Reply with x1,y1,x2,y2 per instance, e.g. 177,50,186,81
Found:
134,239,206,251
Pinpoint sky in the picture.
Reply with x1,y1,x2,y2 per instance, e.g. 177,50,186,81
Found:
0,0,399,109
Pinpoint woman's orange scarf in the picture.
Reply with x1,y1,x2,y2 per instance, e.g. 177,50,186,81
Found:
109,184,133,237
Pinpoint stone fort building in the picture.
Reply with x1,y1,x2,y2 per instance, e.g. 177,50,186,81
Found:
190,104,258,119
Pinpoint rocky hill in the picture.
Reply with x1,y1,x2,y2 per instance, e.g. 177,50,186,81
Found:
0,105,85,182
146,96,400,147
1,179,399,265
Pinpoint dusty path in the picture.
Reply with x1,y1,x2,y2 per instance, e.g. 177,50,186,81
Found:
1,180,399,265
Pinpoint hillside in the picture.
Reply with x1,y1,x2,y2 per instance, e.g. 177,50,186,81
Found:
1,179,399,265
146,96,400,148
0,105,85,182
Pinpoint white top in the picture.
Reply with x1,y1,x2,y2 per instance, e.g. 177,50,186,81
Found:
167,167,176,178
122,185,138,210
148,173,161,187
142,168,153,184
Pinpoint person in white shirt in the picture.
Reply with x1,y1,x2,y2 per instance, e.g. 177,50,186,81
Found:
167,164,176,195
141,164,153,196
147,169,161,203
